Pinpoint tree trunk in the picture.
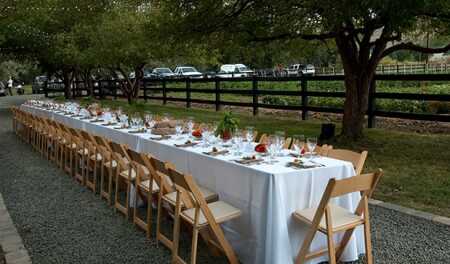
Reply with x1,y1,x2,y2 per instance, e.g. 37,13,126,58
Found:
341,72,371,139
335,34,375,140
62,69,73,99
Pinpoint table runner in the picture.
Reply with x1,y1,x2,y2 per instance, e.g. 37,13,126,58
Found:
21,105,365,264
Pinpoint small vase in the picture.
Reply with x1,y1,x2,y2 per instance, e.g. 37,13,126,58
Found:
221,130,231,141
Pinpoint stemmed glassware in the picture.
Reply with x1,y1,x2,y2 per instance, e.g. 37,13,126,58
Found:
232,129,243,156
274,131,285,156
246,126,254,143
267,136,278,164
175,121,183,139
187,117,194,135
292,134,305,156
144,113,154,129
307,137,317,159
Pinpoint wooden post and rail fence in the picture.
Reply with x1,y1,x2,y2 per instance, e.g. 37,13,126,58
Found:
43,73,450,128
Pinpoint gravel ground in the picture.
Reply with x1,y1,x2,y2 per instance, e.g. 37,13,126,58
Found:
0,96,449,264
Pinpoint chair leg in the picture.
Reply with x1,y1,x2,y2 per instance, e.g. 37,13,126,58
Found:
146,191,152,239
363,202,373,264
325,209,336,264
191,227,199,264
171,198,182,263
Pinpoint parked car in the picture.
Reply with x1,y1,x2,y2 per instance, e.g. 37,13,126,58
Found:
216,64,253,78
286,64,316,76
32,75,48,94
152,68,175,78
174,66,203,78
129,68,154,79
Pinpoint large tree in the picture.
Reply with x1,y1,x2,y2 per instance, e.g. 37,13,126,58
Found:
0,0,111,97
161,0,450,139
88,2,161,104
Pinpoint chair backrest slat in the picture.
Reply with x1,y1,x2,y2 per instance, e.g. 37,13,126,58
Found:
328,149,368,175
330,171,381,198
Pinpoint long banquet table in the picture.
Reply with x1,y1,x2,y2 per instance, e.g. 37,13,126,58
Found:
21,104,365,264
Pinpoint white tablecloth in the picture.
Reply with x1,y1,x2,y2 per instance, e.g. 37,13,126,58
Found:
21,105,365,264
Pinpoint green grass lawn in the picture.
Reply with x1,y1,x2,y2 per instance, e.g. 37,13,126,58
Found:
73,98,450,217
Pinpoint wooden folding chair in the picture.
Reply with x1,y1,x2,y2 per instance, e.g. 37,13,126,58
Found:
93,136,117,205
111,142,134,218
328,149,368,175
126,149,161,238
79,130,101,193
67,128,87,183
154,157,219,251
293,169,383,264
169,168,241,264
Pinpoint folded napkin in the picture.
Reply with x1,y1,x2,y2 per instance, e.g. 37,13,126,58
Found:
113,126,128,130
150,135,171,141
203,150,229,156
234,158,264,165
175,142,199,148
101,122,117,126
128,129,146,134
286,161,320,169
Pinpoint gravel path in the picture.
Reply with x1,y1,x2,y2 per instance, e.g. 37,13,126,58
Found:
0,96,449,264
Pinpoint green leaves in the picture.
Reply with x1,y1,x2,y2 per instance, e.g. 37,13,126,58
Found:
215,111,239,136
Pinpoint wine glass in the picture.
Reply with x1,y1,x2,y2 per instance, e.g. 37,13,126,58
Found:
293,134,305,156
175,122,183,139
187,117,194,135
233,131,243,156
307,137,317,159
246,126,254,143
267,136,278,164
275,131,285,155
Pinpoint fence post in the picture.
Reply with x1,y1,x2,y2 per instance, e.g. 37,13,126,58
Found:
162,79,167,105
215,78,221,111
186,78,191,108
252,76,258,116
368,77,377,128
301,78,308,120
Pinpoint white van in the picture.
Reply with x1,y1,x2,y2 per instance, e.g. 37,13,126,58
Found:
217,64,253,78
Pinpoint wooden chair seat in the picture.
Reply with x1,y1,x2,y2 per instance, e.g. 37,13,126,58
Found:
294,204,364,233
139,179,160,193
181,201,241,227
104,160,118,168
163,186,218,205
119,166,150,180
90,153,103,161
77,148,89,155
